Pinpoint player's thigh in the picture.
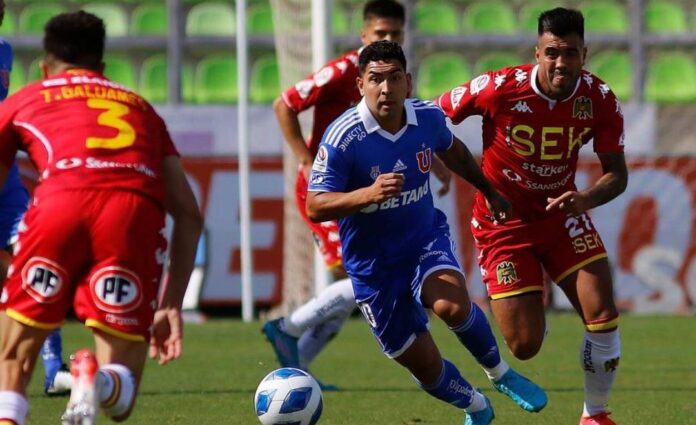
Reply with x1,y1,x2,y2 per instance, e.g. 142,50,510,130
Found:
2,196,89,328
421,269,471,326
490,293,545,358
354,277,429,360
77,192,166,343
393,331,443,384
558,257,618,324
93,329,149,383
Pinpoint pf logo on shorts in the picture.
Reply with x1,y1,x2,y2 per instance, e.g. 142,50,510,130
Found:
22,257,67,303
90,267,143,313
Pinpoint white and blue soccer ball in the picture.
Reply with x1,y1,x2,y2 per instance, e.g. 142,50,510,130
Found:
254,368,323,425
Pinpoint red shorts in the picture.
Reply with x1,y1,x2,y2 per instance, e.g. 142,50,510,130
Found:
295,170,342,269
0,190,166,341
472,211,608,300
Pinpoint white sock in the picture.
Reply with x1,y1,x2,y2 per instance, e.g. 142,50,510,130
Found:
483,359,510,382
580,329,620,416
0,391,28,425
283,278,355,337
464,391,487,413
97,364,136,419
298,313,350,369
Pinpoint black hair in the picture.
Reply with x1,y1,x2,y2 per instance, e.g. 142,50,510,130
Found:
44,11,105,69
358,40,406,73
363,0,405,23
0,1,5,26
538,7,584,40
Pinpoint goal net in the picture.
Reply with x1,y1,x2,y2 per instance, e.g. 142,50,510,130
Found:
270,0,316,315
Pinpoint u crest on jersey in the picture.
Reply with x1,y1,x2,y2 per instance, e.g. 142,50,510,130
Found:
416,147,431,173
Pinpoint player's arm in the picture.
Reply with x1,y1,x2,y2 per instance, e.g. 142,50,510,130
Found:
150,155,203,365
306,173,405,222
546,152,628,215
430,155,451,196
437,136,510,222
273,97,314,179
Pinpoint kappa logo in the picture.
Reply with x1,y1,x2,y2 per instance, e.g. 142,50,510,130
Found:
494,74,506,90
583,73,594,88
514,69,528,86
22,257,67,304
469,74,490,95
90,266,143,313
573,96,593,119
599,83,610,99
393,159,407,172
312,145,329,172
510,101,533,113
416,147,432,173
496,261,518,286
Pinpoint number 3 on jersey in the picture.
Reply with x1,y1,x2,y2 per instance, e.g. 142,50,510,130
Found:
85,98,135,149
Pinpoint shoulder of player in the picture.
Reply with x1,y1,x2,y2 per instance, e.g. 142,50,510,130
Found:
315,50,360,85
577,69,619,104
322,107,363,150
409,98,446,120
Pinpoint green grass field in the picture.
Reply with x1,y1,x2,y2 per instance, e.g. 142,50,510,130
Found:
27,313,696,424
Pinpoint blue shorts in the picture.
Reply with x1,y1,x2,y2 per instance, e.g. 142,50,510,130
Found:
352,224,463,358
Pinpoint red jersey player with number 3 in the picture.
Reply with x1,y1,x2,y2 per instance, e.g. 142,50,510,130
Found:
437,8,627,425
0,11,202,425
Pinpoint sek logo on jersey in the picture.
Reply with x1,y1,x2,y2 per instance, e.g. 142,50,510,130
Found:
21,257,67,303
312,146,328,172
90,267,143,313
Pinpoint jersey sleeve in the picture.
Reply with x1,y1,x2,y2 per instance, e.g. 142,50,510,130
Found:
592,84,625,153
436,71,497,124
430,105,454,151
281,53,356,113
307,125,353,193
0,93,21,168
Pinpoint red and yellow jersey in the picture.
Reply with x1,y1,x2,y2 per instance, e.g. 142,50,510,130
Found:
0,69,178,206
281,49,361,156
437,63,624,221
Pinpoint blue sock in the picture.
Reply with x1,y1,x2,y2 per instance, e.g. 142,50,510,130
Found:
450,302,501,368
414,359,475,409
41,329,63,381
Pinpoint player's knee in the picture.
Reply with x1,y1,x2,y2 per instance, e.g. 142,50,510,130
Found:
98,364,137,421
432,299,471,327
506,336,543,361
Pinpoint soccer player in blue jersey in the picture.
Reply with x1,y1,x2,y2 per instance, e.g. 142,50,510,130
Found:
0,1,70,397
306,40,547,425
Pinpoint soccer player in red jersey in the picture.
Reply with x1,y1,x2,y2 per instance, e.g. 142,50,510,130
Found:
264,0,454,385
437,8,627,425
0,11,202,425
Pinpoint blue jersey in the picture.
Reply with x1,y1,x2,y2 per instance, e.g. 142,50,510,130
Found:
308,98,454,280
0,38,29,247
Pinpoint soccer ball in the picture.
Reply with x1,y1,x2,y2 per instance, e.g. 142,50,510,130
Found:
254,368,323,425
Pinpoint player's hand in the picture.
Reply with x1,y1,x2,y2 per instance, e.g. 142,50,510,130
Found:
149,307,183,365
485,191,512,224
369,172,404,203
546,191,590,216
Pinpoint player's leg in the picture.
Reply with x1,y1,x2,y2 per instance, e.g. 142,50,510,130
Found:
422,269,547,413
0,316,51,425
558,259,620,425
355,274,492,424
419,221,547,413
41,328,71,396
393,331,494,424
